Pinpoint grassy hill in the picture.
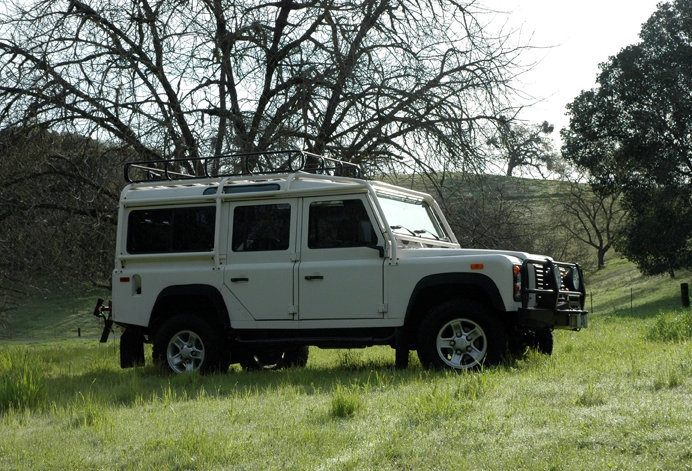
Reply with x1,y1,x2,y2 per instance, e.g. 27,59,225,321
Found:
0,282,109,340
588,255,691,317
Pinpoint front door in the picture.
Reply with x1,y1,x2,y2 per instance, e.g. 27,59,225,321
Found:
224,199,297,320
298,196,385,320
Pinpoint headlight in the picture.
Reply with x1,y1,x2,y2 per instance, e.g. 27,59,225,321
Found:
564,267,581,291
545,265,562,290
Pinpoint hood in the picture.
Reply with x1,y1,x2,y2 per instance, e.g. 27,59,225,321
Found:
395,246,551,262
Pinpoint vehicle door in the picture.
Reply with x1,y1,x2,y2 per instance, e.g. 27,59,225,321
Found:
298,195,385,320
223,199,298,320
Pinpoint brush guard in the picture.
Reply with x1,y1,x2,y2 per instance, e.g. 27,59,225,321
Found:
517,258,588,331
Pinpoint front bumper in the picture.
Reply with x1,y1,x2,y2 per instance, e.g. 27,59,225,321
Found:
517,307,588,331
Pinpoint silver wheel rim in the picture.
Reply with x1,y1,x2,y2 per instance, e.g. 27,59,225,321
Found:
166,330,205,373
436,318,487,369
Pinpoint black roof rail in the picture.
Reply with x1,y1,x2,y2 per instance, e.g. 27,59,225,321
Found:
124,150,362,183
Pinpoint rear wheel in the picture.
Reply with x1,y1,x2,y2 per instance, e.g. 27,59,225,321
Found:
395,327,409,369
120,328,145,368
240,346,309,371
417,300,507,370
153,315,222,374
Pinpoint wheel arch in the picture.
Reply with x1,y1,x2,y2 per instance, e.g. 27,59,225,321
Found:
402,273,506,348
148,284,231,335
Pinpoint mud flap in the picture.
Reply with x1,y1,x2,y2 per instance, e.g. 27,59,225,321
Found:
93,299,114,343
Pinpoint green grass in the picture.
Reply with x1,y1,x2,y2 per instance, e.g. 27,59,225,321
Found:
2,328,692,470
0,282,108,340
2,257,692,469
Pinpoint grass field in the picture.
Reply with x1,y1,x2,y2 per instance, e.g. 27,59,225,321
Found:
2,258,692,470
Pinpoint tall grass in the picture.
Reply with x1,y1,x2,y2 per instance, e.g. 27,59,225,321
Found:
0,348,47,412
646,309,692,342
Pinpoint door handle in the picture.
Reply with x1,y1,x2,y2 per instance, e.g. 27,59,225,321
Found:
304,275,324,280
230,277,249,282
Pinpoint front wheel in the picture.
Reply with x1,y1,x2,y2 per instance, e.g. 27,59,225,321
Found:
532,329,554,355
417,300,507,370
153,315,222,374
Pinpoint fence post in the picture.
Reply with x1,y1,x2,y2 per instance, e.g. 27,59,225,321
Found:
682,283,690,308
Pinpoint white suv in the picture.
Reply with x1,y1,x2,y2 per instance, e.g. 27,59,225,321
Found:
93,150,587,373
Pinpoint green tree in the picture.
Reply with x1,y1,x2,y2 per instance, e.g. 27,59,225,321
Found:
488,120,559,177
615,187,692,278
561,0,692,276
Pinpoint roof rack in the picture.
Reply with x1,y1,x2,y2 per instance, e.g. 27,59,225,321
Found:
124,150,362,183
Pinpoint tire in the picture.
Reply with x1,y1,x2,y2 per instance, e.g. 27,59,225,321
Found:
532,329,554,355
416,300,508,370
152,315,222,374
120,329,145,368
240,346,309,371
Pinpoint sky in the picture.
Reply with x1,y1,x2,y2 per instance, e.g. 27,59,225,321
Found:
488,0,663,146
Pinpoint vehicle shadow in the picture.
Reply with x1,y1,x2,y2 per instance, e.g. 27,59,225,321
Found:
34,347,527,412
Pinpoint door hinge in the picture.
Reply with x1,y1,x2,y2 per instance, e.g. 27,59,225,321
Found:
378,303,388,314
290,252,300,262
288,304,298,315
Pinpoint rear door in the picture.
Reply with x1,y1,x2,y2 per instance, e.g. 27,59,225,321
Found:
297,195,385,320
223,199,298,320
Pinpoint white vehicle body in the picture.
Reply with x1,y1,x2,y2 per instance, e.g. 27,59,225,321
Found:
94,151,587,373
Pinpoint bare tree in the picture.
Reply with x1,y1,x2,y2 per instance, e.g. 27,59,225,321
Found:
0,127,122,305
559,178,628,269
0,0,526,172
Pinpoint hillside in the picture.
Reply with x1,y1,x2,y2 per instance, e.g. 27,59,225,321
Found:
2,252,689,341
587,255,691,317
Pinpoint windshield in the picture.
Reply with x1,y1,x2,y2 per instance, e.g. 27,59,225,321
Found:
377,194,447,240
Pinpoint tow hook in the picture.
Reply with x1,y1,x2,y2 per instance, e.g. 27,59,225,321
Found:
93,299,113,343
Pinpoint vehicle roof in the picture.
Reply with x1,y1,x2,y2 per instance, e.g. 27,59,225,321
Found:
120,172,433,206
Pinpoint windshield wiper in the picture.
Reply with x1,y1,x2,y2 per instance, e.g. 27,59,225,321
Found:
391,225,444,241
390,225,417,236
413,229,441,240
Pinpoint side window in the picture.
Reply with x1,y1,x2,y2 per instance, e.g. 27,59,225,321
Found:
232,204,291,252
127,206,215,254
308,199,378,249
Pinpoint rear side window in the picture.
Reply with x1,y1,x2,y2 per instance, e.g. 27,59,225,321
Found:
127,206,216,254
232,204,291,252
